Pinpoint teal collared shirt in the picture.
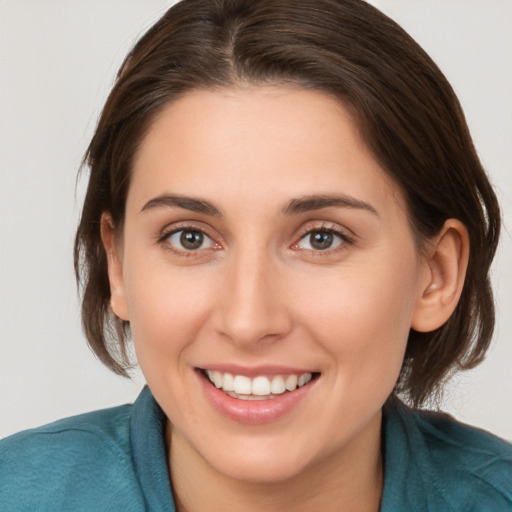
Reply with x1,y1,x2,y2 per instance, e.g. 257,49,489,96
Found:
1,386,511,511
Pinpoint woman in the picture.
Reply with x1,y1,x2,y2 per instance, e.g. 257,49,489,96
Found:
1,0,511,510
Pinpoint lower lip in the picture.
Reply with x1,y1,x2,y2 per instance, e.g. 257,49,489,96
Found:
197,371,316,424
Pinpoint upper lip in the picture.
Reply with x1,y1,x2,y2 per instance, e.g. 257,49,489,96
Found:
197,364,319,378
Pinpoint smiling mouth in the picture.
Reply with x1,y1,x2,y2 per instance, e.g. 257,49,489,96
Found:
200,369,320,401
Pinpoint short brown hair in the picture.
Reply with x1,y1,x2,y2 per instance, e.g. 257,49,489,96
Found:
74,0,501,407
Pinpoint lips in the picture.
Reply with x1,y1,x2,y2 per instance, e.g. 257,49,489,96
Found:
197,367,319,423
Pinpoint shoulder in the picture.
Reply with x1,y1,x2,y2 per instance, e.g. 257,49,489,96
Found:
1,403,134,465
384,398,512,511
417,407,511,498
414,405,512,466
0,404,145,512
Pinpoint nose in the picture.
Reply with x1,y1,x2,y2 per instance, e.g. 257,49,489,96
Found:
213,249,293,347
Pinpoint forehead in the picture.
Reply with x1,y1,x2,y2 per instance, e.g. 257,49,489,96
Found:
128,86,404,217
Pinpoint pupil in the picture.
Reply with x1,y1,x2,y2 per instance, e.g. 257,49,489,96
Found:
311,231,333,250
180,230,203,250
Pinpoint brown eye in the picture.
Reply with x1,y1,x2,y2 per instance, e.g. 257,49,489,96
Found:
180,230,204,250
310,231,334,250
296,229,346,251
166,229,214,251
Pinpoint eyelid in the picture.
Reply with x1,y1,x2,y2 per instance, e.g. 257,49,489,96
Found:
158,220,214,241
157,221,222,254
291,222,356,252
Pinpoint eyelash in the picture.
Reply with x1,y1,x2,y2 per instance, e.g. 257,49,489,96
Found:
157,223,355,256
157,223,219,257
292,224,355,254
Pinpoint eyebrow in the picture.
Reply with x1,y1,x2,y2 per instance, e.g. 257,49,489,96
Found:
141,194,222,216
140,192,378,217
282,194,379,216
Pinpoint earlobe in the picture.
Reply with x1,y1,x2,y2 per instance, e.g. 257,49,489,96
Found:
411,219,469,333
100,213,130,321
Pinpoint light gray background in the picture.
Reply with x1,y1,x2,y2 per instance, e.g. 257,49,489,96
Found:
1,0,511,440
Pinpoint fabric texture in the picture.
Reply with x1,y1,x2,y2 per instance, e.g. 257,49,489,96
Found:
1,386,511,511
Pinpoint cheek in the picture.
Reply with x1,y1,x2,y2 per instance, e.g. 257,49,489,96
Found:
123,265,221,422
297,258,419,385
122,261,217,370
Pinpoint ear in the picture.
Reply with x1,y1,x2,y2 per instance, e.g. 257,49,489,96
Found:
100,212,130,321
411,219,469,332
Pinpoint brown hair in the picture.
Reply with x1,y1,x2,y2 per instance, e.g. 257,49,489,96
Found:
74,0,501,407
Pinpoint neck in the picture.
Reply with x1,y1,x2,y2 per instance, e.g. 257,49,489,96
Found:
167,413,384,512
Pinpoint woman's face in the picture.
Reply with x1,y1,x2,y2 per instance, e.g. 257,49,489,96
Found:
109,87,431,483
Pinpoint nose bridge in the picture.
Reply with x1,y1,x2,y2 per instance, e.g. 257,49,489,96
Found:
215,243,292,346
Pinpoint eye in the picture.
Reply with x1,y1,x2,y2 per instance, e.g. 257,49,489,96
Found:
165,229,216,251
294,229,348,251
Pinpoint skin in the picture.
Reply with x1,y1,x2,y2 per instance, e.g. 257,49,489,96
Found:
102,86,469,512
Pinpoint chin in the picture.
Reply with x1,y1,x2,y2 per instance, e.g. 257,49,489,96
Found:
207,449,314,485
189,429,327,485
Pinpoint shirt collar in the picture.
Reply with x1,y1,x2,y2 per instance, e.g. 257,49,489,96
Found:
380,396,449,512
130,387,453,512
130,386,176,512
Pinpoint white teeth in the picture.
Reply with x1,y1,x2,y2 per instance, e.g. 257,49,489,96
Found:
298,373,312,387
222,373,234,391
285,374,298,391
270,376,286,395
213,371,223,388
233,375,252,395
251,376,271,396
205,370,313,397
